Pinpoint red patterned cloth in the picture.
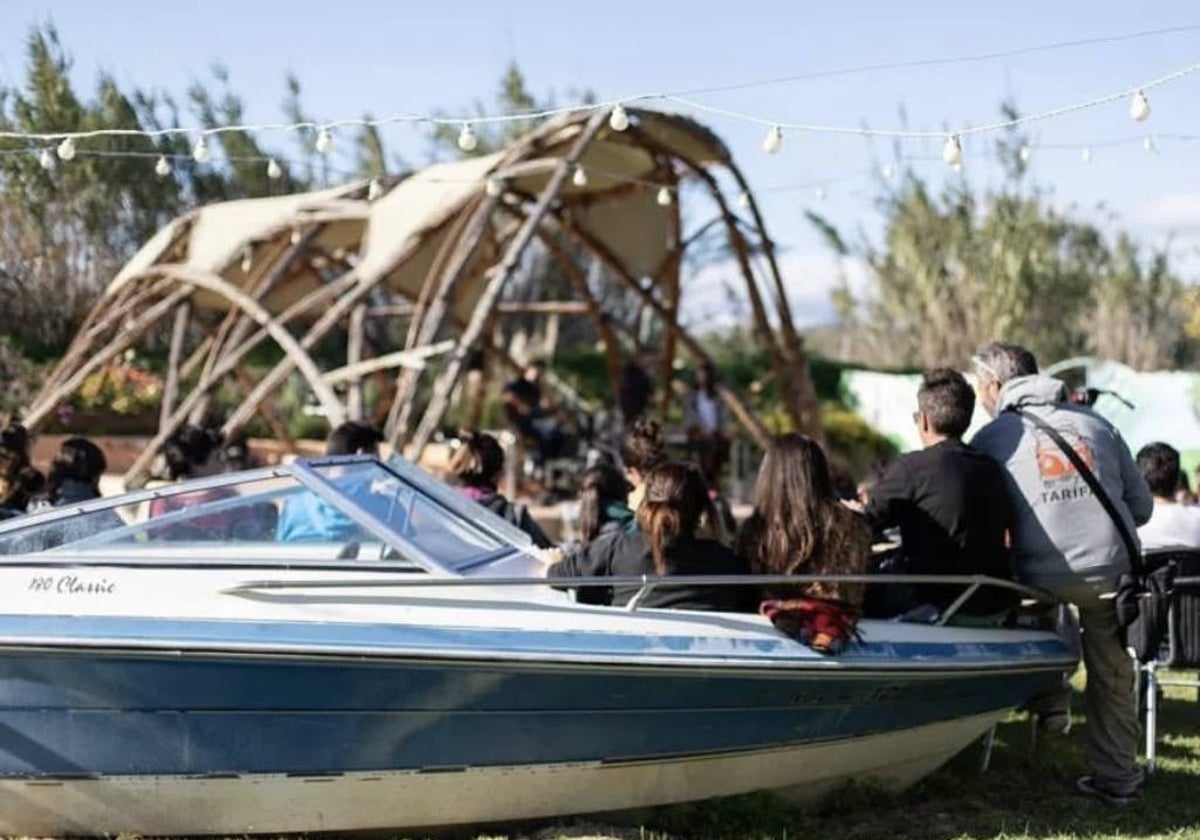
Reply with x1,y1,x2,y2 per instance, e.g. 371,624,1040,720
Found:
760,597,861,655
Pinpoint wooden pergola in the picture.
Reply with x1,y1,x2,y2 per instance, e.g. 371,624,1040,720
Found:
24,108,822,487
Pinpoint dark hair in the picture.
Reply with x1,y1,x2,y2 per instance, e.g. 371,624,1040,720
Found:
918,368,975,438
0,424,30,456
577,462,631,547
325,422,382,456
636,461,711,574
621,416,666,475
1138,442,1181,499
448,431,505,488
48,437,107,500
973,341,1039,386
164,425,223,480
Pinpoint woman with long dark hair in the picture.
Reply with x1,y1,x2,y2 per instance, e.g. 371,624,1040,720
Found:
543,461,751,612
736,433,872,650
555,461,634,605
0,424,44,517
448,431,552,548
45,437,107,505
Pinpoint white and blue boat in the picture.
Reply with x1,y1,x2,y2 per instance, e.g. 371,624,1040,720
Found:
0,455,1075,835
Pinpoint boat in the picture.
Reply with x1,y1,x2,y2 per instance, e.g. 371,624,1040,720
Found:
0,454,1075,835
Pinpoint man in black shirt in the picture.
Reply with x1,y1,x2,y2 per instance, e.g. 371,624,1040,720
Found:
501,361,561,466
865,368,1015,620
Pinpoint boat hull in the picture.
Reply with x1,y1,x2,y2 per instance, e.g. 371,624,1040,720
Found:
0,711,1001,835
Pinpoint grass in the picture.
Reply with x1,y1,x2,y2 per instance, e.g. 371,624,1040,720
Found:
528,673,1200,840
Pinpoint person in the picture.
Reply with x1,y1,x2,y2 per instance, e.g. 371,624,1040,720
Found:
277,422,382,543
148,425,232,539
865,369,1016,622
220,432,257,473
501,361,562,467
45,437,107,506
735,434,872,649
684,363,730,484
970,341,1153,805
618,357,655,422
1136,442,1200,550
542,461,752,612
447,431,552,548
556,461,635,605
620,416,667,511
0,424,45,518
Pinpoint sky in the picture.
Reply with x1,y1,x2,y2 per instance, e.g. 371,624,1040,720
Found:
1,0,1198,327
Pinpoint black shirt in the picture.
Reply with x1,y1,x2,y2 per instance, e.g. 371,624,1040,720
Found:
502,378,542,422
547,530,755,613
865,438,1015,614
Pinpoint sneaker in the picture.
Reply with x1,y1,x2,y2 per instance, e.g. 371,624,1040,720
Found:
1076,775,1139,805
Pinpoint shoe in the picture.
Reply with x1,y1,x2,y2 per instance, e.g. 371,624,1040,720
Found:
1037,711,1071,736
1076,775,1139,805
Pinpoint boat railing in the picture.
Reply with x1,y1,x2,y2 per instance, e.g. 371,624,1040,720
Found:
226,572,1058,626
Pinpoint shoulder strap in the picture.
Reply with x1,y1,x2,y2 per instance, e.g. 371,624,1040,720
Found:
1008,405,1143,574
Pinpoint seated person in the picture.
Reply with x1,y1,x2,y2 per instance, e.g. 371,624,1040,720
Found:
501,361,563,467
148,425,234,540
557,461,635,605
865,369,1015,621
1136,442,1200,549
683,363,730,484
448,431,553,548
44,437,107,507
0,423,45,518
277,422,382,543
541,461,753,612
621,416,667,511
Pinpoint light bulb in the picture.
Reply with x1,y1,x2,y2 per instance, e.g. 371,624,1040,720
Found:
1143,136,1157,154
289,228,302,245
457,123,478,152
1081,146,1093,164
56,137,76,161
240,247,253,274
881,164,895,181
485,177,504,197
266,158,283,180
656,186,673,207
315,126,334,155
1019,144,1031,164
572,165,588,187
154,155,172,178
942,135,963,166
38,148,55,171
609,104,630,132
192,135,210,163
762,125,783,154
1130,90,1151,122
814,187,827,202
952,162,963,174
737,190,752,209
367,179,383,201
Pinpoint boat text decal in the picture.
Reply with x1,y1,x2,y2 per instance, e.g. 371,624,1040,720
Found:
27,574,117,595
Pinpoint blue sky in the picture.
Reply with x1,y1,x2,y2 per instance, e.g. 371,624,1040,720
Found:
2,1,1198,326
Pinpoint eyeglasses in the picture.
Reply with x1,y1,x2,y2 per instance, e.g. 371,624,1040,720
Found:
970,355,1001,384
912,411,921,424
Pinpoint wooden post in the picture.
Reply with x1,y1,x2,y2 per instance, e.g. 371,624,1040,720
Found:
159,301,192,428
407,109,611,458
347,302,367,421
659,169,683,417
557,218,770,447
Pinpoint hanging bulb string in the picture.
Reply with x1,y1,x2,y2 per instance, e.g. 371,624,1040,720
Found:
0,58,1195,147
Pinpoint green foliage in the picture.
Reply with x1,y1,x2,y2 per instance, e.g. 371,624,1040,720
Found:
821,401,899,479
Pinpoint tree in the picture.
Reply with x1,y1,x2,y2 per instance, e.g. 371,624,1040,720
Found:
810,110,1195,371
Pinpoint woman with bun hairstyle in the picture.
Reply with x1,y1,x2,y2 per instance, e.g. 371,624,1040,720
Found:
620,416,666,511
543,461,752,612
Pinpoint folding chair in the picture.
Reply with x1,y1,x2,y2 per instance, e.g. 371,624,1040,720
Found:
1135,547,1200,774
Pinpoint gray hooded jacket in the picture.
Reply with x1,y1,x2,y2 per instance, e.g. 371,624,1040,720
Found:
970,375,1152,592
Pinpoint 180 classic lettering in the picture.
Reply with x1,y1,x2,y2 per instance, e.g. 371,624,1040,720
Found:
27,574,116,595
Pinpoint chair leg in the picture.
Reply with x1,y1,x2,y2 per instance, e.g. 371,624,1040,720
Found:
980,724,997,772
1145,661,1159,774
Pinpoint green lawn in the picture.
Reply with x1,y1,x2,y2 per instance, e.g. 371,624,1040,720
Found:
531,674,1200,840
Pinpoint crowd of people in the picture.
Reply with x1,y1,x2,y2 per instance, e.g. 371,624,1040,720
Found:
2,337,1194,805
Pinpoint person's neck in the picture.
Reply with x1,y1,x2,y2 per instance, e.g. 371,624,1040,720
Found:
921,433,954,448
1153,494,1178,506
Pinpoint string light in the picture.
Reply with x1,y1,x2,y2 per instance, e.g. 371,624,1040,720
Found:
56,137,76,161
38,148,55,171
571,165,588,187
154,155,172,178
192,135,210,164
457,123,478,152
485,177,504,197
814,187,827,201
315,126,334,155
266,158,283,180
880,164,895,180
1019,144,1032,163
289,228,302,245
763,125,783,154
737,190,752,209
942,135,963,166
1143,135,1157,153
656,186,673,206
367,178,383,200
1130,90,1151,121
609,104,630,132
1081,146,1093,163
240,247,253,274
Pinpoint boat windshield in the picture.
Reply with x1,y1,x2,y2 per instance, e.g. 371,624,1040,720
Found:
0,457,511,573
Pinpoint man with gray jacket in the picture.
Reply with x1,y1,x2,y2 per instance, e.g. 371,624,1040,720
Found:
971,341,1153,805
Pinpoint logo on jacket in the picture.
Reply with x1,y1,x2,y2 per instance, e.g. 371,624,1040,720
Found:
1032,429,1096,502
